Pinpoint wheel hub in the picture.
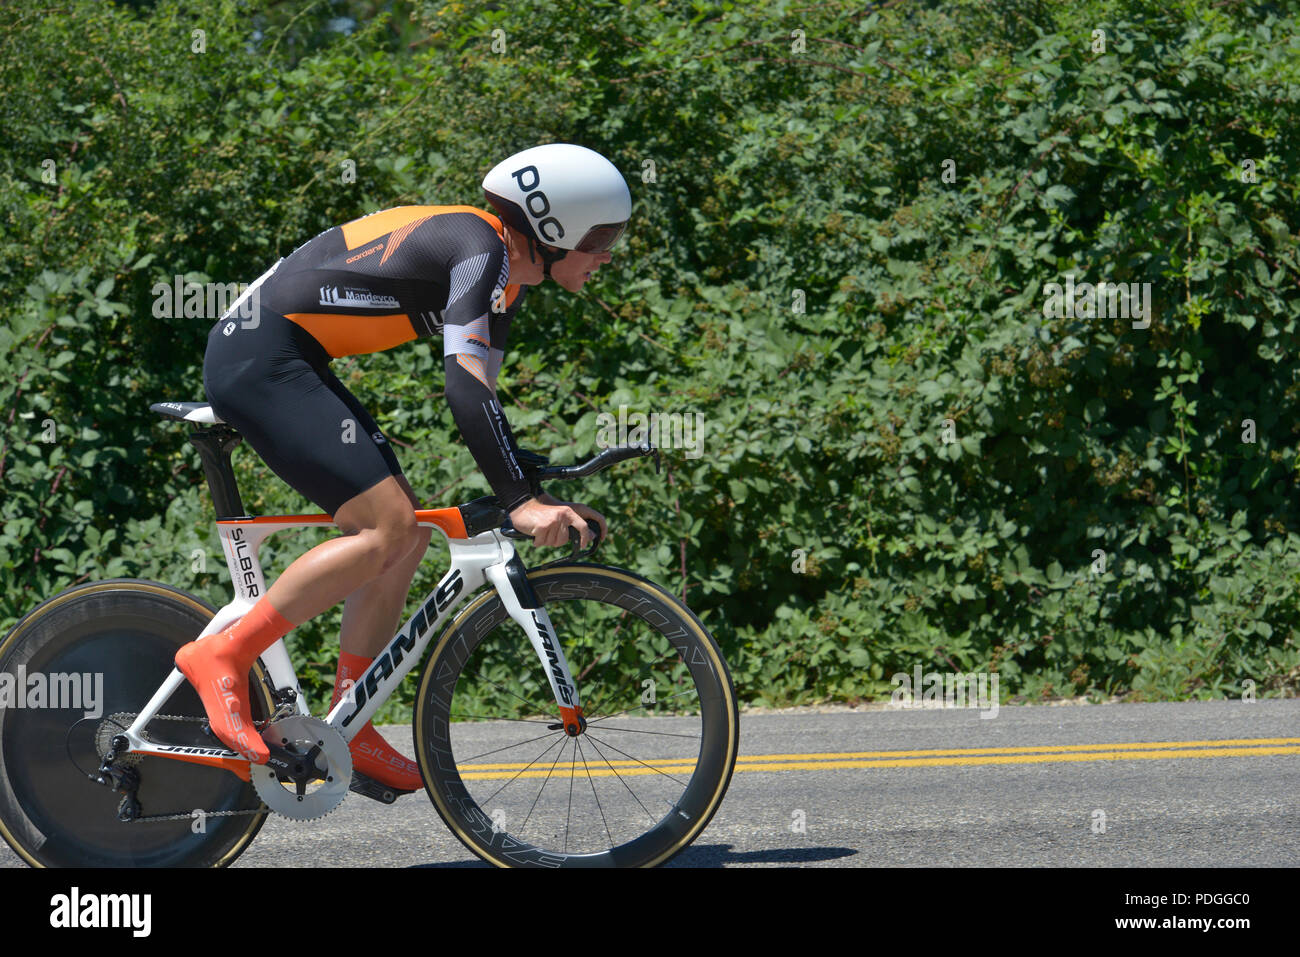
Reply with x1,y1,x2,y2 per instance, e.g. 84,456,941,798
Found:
549,714,587,737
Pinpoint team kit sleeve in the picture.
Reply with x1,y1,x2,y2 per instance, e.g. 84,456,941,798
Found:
439,241,534,512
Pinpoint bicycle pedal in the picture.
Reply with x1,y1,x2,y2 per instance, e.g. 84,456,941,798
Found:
348,771,416,804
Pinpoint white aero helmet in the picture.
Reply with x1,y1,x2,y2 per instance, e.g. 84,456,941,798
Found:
482,143,631,254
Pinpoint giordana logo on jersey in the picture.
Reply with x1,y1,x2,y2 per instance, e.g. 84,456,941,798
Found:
345,242,384,264
341,569,465,727
318,285,400,309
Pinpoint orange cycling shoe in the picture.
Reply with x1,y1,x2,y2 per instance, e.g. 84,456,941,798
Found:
174,596,295,764
332,650,424,791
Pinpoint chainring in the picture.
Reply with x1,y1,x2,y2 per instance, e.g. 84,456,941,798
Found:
251,715,352,821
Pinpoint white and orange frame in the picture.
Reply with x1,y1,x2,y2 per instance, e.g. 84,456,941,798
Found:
119,509,583,781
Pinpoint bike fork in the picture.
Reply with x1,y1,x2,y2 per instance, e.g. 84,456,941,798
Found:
483,553,585,736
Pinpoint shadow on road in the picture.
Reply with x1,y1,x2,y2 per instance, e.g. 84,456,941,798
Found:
411,859,491,868
664,844,858,866
410,845,858,867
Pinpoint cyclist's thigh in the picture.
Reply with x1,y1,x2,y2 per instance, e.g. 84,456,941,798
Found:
202,308,401,516
317,363,404,482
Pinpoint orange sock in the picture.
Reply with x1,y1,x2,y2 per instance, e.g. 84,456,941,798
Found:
175,596,294,764
332,651,423,791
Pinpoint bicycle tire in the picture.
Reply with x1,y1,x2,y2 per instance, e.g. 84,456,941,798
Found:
414,562,738,867
0,579,273,867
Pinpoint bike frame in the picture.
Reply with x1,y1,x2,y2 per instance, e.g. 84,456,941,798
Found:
121,509,584,779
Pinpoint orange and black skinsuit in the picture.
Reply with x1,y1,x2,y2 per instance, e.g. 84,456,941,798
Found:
203,205,534,516
189,206,535,786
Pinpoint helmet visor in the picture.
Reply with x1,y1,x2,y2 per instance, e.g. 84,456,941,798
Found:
575,221,627,253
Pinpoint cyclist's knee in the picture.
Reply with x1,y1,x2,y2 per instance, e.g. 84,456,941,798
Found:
411,523,433,551
332,478,423,574
374,513,418,573
344,515,415,574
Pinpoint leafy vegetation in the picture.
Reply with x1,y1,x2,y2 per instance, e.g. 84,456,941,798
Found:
2,0,1297,717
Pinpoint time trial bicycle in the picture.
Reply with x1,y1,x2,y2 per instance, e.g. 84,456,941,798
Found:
0,399,738,867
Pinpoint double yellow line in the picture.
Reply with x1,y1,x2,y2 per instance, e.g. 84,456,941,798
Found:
726,737,1300,772
456,737,1300,780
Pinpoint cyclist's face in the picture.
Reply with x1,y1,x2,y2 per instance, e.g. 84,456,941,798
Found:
548,247,613,292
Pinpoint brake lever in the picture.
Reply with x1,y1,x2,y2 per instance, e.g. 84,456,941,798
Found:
567,523,603,561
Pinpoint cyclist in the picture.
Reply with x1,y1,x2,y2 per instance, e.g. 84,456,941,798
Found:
174,144,630,791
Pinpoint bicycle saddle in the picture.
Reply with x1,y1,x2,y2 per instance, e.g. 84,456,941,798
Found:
150,401,226,424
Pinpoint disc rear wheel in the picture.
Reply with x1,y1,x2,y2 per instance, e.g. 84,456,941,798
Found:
0,580,272,867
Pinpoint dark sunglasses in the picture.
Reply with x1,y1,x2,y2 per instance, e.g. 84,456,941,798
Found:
574,222,627,253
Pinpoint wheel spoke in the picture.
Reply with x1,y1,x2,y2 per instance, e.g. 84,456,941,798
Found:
458,663,554,718
584,688,703,724
565,738,578,854
579,647,693,724
457,729,566,765
577,737,614,849
582,734,659,826
477,734,567,808
520,736,570,832
448,712,557,725
583,731,695,789
575,725,701,739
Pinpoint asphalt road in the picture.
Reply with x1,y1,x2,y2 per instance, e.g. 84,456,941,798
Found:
2,699,1295,867
240,698,1300,866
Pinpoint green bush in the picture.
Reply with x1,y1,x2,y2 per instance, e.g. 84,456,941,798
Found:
1,0,1296,717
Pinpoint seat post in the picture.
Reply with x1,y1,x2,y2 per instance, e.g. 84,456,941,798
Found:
187,426,248,520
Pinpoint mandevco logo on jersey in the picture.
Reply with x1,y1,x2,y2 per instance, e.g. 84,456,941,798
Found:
318,285,399,309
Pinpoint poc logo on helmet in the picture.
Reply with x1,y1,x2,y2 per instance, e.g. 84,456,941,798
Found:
509,165,564,243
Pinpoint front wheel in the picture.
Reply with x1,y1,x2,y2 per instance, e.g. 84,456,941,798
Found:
414,563,738,867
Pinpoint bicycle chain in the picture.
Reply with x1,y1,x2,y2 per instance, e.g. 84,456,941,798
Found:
123,805,265,824
97,711,269,824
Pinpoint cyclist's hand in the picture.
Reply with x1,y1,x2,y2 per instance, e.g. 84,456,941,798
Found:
509,498,599,548
561,501,608,543
537,494,607,544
